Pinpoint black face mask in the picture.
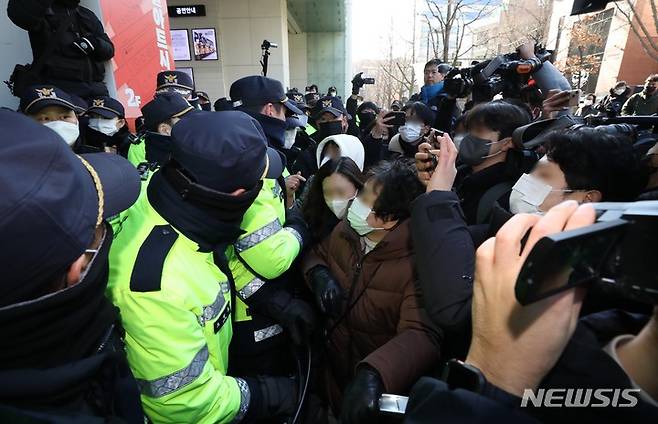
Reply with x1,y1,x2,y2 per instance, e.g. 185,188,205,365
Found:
318,120,344,140
357,112,376,129
200,103,212,111
645,86,657,95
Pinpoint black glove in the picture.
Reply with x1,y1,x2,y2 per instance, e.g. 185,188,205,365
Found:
351,72,365,95
340,366,384,424
244,376,298,421
308,265,344,318
262,289,317,346
285,207,310,250
73,36,95,56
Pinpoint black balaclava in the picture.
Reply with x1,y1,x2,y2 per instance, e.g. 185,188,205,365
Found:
0,222,118,370
148,162,262,252
248,112,287,150
318,120,344,140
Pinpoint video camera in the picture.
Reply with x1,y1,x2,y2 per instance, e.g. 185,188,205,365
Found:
515,201,658,306
352,73,375,88
443,47,552,102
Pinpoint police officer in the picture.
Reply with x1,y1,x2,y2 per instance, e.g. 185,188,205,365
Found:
84,95,133,155
196,90,212,111
127,93,195,168
0,110,142,421
19,84,91,152
106,111,299,423
155,70,199,108
221,77,315,376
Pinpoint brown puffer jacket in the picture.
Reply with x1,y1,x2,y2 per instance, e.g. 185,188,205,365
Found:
303,219,442,412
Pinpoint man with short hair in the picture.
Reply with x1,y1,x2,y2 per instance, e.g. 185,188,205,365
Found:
622,74,658,116
0,109,142,422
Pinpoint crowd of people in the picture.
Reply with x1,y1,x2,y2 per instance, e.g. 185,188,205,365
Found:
1,1,657,423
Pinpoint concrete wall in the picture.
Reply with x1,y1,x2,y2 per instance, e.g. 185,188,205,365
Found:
307,32,346,97
168,0,225,100
169,0,291,100
289,32,308,91
217,0,290,94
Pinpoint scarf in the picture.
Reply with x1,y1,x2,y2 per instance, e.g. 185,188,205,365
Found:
420,81,444,105
147,167,261,252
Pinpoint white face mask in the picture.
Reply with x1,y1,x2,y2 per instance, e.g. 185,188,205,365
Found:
614,88,626,95
89,117,120,137
509,173,575,215
399,122,423,143
347,197,383,236
284,129,297,149
583,99,593,106
325,192,357,219
453,133,465,150
44,120,79,146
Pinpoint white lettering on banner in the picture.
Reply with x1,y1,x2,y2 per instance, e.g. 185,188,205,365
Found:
125,87,141,107
521,388,641,408
152,0,171,69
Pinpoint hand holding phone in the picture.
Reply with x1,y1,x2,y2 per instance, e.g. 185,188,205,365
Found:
384,111,406,127
568,89,581,108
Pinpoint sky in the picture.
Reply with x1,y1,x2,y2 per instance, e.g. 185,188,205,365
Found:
351,0,418,62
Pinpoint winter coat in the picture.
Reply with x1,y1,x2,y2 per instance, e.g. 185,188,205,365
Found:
303,219,441,412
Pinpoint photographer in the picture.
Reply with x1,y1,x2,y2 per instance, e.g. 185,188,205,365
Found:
406,202,658,423
8,0,115,101
412,127,646,359
451,100,531,225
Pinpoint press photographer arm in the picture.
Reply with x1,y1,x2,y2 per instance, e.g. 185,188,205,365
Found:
405,202,596,422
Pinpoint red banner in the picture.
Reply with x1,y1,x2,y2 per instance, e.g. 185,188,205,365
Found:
100,0,174,120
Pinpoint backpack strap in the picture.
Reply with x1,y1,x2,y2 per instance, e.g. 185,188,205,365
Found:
476,181,513,225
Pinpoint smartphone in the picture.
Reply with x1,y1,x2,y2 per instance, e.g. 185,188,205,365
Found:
514,219,629,305
384,111,406,127
379,394,408,415
568,89,581,107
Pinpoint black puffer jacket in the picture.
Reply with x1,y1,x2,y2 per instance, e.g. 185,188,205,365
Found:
8,0,114,99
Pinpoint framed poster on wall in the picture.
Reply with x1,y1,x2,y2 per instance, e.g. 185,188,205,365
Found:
192,28,219,61
171,29,191,61
177,67,195,85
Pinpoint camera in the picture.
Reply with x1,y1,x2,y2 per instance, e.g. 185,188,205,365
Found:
443,47,552,102
261,40,278,49
352,73,375,88
515,200,658,306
